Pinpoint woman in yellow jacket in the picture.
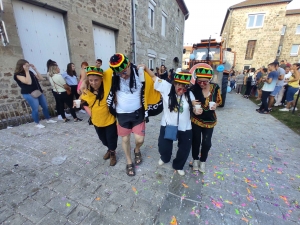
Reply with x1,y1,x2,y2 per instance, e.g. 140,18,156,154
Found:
80,66,118,166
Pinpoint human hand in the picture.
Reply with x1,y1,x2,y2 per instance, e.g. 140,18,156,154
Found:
210,103,217,110
193,107,203,115
79,80,87,94
29,64,37,71
192,100,201,106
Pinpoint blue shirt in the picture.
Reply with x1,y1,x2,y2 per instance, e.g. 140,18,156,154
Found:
61,72,78,85
262,71,278,92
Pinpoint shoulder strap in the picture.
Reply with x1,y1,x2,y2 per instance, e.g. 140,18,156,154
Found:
176,95,183,126
50,76,60,93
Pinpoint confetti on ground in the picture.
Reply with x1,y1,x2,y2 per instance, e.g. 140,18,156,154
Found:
95,197,101,201
42,152,47,154
170,216,178,225
224,200,232,204
181,194,186,200
66,203,71,207
182,183,189,188
241,217,249,223
235,209,240,215
211,199,223,209
132,186,138,195
280,195,289,205
190,206,200,218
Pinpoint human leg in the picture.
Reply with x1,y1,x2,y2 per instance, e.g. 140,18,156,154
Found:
63,92,78,119
199,128,214,162
38,94,51,119
192,123,202,160
259,91,270,111
22,94,40,124
172,129,192,171
132,121,145,165
158,126,173,163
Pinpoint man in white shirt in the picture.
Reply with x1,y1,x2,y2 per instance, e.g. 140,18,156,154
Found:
268,61,285,109
275,65,292,106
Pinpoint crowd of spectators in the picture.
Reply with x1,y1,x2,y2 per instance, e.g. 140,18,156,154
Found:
229,60,300,114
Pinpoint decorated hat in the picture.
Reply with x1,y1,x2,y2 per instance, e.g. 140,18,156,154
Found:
174,71,192,85
86,66,103,77
109,53,130,73
195,63,214,79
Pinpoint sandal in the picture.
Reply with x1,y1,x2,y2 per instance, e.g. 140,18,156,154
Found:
134,150,142,165
126,164,135,176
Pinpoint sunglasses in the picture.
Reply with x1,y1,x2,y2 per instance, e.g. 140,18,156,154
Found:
116,70,128,77
177,87,187,92
197,80,209,85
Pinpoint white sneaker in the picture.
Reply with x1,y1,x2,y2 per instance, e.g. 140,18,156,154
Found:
158,158,164,166
79,109,86,114
65,113,72,117
193,160,200,171
199,162,206,173
46,119,57,124
57,115,63,120
290,107,298,111
177,170,185,176
274,103,279,107
279,108,290,112
257,102,262,106
35,124,45,128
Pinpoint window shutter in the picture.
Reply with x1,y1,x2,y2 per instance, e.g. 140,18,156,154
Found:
245,40,256,60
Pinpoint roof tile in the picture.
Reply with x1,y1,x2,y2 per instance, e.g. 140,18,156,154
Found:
230,0,291,9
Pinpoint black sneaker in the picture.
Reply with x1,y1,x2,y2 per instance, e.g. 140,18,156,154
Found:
74,118,83,122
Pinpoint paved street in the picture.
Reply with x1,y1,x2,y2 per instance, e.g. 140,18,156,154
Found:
0,93,300,225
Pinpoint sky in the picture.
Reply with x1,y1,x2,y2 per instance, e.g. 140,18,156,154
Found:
183,0,300,46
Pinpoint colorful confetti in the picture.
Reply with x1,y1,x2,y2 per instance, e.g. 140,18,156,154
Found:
170,216,178,225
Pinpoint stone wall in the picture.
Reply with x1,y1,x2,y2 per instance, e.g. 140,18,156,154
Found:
0,0,132,119
280,13,300,63
135,0,186,71
221,3,289,70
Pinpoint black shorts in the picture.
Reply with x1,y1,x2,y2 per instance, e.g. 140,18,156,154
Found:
94,122,118,150
117,108,144,129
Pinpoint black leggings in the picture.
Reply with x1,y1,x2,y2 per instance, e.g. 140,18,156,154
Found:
192,123,214,162
53,91,77,119
94,122,118,150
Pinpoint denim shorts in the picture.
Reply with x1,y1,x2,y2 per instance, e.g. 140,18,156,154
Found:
286,86,299,102
270,86,282,96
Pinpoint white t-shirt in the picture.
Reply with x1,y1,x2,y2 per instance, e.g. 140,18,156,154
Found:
276,67,285,86
284,72,292,84
116,73,142,113
154,78,195,131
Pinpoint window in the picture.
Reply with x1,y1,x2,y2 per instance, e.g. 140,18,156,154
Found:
277,45,282,56
281,25,286,35
148,58,154,69
161,11,167,36
290,45,299,56
247,14,265,28
244,65,251,70
148,1,156,28
161,59,165,65
296,25,300,34
175,27,179,45
245,40,256,60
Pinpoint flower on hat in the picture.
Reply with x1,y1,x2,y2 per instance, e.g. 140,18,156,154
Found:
109,53,130,73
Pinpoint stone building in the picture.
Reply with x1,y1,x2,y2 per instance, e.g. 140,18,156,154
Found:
220,0,300,71
0,0,188,127
134,0,189,72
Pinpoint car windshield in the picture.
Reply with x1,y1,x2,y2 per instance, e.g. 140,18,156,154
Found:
193,48,220,61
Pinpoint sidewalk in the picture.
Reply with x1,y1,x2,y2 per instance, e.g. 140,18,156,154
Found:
0,93,299,225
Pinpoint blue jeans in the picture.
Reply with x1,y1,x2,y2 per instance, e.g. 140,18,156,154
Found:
286,86,299,102
22,94,50,123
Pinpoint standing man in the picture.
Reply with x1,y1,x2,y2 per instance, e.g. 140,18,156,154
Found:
95,59,102,68
108,53,162,176
257,62,278,114
268,61,285,109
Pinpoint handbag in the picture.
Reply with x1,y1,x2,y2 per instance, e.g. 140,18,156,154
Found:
50,76,71,95
164,96,182,141
30,76,43,98
30,90,42,98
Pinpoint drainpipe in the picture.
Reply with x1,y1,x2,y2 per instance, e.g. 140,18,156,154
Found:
131,0,137,64
226,8,233,48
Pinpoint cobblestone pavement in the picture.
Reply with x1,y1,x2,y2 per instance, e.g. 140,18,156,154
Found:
0,93,299,225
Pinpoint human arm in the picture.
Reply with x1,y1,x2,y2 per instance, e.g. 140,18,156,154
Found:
143,65,157,82
16,64,32,85
29,64,44,81
289,71,300,82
